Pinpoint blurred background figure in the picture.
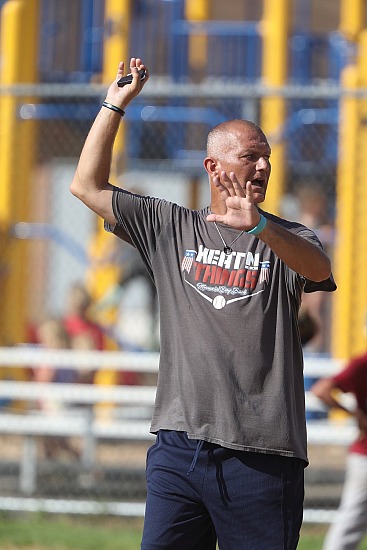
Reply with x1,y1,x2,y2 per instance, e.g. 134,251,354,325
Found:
298,304,318,347
311,314,367,550
33,317,80,460
296,185,334,353
64,281,105,354
63,281,107,385
89,234,159,354
282,183,335,353
70,332,97,385
297,184,335,353
296,184,334,255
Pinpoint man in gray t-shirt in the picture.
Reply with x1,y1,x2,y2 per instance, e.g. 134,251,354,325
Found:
71,58,336,550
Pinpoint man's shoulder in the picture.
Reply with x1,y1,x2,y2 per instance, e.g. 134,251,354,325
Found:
260,209,310,233
113,187,205,215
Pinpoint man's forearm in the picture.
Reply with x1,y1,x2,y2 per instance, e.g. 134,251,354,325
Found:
259,219,332,282
72,106,122,196
70,58,148,222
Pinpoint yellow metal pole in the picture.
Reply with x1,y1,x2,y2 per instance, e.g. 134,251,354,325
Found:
351,29,367,355
339,0,364,40
260,0,289,215
331,0,367,359
185,0,209,76
186,0,209,20
86,0,131,312
102,0,131,179
185,0,209,208
331,65,360,359
103,0,131,67
0,0,39,345
88,0,132,396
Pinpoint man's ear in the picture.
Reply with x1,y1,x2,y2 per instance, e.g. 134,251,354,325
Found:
203,157,218,176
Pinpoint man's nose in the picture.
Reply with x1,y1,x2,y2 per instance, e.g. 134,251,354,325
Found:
256,156,268,170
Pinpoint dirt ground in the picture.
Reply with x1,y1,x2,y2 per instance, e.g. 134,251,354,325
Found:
308,443,348,470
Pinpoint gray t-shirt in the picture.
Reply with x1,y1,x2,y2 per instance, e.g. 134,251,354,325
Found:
106,189,336,463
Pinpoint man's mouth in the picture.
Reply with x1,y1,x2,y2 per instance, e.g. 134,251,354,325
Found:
251,178,265,189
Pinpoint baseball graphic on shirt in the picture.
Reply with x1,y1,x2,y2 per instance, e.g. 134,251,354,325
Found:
213,295,226,310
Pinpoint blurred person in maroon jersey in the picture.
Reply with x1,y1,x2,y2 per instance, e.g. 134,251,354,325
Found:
312,317,367,550
33,317,80,460
64,281,105,353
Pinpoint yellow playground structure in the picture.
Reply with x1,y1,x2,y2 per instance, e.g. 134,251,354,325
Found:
0,0,367,359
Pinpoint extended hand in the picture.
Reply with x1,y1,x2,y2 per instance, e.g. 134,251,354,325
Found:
207,171,261,230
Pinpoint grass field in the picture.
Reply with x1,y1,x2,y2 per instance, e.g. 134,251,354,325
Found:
1,514,367,549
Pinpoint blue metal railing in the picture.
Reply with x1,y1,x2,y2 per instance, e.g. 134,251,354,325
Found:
32,0,351,172
169,20,261,83
39,0,105,83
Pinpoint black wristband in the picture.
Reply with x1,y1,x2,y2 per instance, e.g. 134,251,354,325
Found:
102,101,125,117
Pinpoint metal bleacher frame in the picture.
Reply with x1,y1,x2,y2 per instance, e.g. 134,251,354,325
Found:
0,346,357,521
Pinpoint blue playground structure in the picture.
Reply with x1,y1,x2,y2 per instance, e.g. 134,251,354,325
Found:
29,0,349,175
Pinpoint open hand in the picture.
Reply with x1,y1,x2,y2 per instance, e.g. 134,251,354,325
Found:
207,171,261,230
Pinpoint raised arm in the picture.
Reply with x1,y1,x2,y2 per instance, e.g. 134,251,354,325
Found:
70,58,149,225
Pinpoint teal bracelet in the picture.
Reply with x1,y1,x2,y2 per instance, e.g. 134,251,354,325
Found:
247,214,267,236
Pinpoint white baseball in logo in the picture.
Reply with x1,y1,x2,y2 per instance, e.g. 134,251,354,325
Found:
213,295,226,310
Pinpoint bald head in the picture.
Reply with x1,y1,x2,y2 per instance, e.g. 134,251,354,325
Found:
204,119,272,212
206,119,268,160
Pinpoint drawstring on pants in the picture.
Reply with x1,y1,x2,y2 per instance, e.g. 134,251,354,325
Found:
187,440,204,475
209,448,231,505
185,438,231,505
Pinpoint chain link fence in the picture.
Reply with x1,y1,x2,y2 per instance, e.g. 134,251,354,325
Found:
0,348,354,522
1,82,341,348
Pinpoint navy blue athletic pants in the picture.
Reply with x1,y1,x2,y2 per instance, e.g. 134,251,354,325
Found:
141,430,304,550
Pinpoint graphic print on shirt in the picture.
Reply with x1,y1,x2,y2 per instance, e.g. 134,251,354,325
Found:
181,245,271,310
